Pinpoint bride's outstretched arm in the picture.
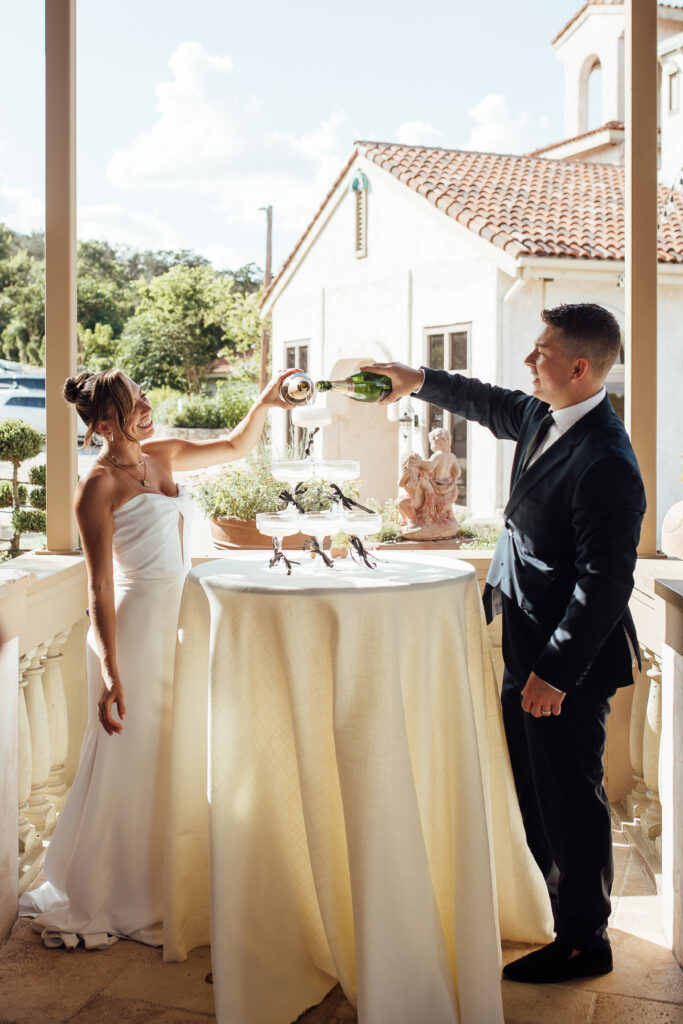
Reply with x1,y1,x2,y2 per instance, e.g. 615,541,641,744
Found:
75,475,127,736
142,368,298,473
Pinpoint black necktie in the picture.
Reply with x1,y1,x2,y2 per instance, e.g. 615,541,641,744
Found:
520,412,554,474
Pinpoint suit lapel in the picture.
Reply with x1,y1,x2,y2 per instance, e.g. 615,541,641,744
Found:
505,395,614,518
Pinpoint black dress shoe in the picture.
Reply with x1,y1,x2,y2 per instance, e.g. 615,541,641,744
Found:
503,940,613,984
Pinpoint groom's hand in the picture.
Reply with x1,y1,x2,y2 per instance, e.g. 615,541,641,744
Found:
360,361,424,405
521,672,565,718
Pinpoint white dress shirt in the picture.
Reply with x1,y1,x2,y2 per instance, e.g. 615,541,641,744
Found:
525,386,606,470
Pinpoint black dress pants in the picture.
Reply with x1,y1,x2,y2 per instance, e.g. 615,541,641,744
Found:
501,668,615,952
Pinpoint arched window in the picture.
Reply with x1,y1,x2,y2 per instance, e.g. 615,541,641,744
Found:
587,58,603,130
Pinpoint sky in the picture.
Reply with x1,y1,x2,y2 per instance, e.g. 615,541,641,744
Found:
0,1,584,274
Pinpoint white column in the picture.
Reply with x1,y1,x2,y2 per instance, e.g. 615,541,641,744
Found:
43,630,71,813
45,0,78,552
24,643,56,833
625,0,658,556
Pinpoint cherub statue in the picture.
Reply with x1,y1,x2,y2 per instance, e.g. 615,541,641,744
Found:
397,427,461,539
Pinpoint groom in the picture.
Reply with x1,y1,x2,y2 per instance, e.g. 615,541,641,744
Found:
364,303,646,983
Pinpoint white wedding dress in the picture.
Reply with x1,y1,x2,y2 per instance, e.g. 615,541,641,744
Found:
19,486,194,949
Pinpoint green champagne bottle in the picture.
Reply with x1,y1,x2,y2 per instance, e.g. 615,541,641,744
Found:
315,371,392,403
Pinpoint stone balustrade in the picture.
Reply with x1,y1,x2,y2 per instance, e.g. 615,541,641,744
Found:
0,554,88,940
18,631,74,894
623,644,663,860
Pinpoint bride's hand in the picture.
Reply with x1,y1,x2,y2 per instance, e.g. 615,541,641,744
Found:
258,368,303,409
98,678,126,736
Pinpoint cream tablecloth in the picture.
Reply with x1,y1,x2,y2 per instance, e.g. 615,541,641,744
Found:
163,551,553,1024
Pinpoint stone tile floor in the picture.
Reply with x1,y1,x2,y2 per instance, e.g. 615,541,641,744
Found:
1,823,681,1024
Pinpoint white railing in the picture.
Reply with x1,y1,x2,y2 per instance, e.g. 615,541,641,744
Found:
18,630,76,893
0,553,88,937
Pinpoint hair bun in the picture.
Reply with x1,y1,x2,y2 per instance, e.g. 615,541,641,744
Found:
63,371,94,404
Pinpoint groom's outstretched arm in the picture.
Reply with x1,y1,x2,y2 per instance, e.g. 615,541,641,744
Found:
362,361,537,442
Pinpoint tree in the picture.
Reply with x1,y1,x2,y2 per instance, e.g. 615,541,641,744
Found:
0,250,45,363
78,322,119,372
77,240,132,336
0,420,45,556
226,262,263,295
119,264,257,391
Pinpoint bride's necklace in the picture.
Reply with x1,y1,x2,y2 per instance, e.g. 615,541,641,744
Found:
101,448,150,487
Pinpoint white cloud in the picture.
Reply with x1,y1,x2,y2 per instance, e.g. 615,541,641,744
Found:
77,204,179,251
106,42,350,236
465,93,550,155
107,42,242,190
0,181,44,234
396,121,443,146
198,243,241,270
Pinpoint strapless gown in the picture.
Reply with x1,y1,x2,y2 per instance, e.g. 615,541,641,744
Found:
19,486,194,949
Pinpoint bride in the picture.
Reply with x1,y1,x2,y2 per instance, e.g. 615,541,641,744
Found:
19,366,295,949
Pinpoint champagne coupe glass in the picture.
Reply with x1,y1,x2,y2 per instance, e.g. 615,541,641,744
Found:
340,510,382,569
270,459,315,511
317,460,361,511
299,510,345,570
291,406,333,464
255,512,301,574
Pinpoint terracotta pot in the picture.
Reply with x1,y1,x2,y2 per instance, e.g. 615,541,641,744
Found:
210,516,300,550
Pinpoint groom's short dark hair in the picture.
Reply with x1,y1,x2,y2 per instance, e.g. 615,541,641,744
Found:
541,303,622,373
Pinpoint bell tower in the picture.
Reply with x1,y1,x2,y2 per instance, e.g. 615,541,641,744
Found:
553,1,625,138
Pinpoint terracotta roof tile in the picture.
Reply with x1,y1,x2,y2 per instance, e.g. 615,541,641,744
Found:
358,141,683,264
260,141,683,308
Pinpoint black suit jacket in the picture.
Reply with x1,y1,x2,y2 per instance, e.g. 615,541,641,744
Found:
417,369,646,693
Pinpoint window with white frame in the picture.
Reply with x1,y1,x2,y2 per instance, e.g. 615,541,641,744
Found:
668,69,680,114
284,342,309,450
605,341,624,421
424,325,470,506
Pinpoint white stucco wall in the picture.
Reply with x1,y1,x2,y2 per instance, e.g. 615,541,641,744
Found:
269,154,501,514
554,7,625,136
659,40,683,187
270,155,683,538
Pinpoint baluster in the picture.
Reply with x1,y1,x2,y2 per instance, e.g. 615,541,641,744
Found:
625,648,651,820
640,647,663,842
18,651,38,859
24,643,56,833
43,630,71,814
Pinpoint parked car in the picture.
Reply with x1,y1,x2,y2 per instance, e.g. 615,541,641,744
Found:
0,389,86,443
0,374,46,391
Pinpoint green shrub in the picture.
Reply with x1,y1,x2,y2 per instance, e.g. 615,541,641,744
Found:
29,485,46,510
453,509,501,549
0,481,27,507
28,463,46,486
0,419,44,464
12,507,46,534
0,420,45,555
366,499,404,543
195,447,358,521
149,380,257,431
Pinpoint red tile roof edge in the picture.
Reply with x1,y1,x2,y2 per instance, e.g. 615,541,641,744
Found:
529,120,625,156
259,150,357,308
261,141,683,310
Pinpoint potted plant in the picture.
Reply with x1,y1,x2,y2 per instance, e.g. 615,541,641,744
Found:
194,448,359,549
